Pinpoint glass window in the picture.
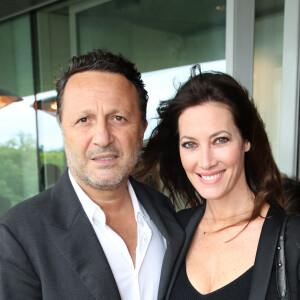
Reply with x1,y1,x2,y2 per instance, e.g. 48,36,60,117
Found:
35,90,65,190
36,5,69,189
75,0,226,137
253,0,284,163
1,0,225,196
0,15,39,216
38,0,226,139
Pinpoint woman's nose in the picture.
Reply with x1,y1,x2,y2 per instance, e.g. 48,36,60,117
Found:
198,148,217,170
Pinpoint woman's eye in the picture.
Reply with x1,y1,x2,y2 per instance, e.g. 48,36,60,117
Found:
181,142,196,149
215,137,229,144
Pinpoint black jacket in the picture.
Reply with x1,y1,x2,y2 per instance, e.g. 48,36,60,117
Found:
166,204,300,300
0,170,185,300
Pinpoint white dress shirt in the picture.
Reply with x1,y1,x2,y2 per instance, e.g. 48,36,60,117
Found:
69,171,167,300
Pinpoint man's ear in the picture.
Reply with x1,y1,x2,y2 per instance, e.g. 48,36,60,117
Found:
140,121,148,148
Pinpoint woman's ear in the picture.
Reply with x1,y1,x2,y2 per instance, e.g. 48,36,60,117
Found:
244,140,251,152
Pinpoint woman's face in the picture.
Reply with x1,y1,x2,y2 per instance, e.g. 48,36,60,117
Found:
178,102,250,202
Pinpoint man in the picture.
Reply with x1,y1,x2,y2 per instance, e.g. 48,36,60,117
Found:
0,49,184,300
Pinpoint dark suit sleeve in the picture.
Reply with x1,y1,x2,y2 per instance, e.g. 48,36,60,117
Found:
0,223,42,299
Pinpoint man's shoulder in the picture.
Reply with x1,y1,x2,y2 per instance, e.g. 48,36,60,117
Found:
129,177,176,218
0,187,53,228
0,169,74,227
130,177,169,200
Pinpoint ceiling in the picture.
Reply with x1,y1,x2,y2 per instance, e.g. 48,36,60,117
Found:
0,0,63,22
0,0,284,24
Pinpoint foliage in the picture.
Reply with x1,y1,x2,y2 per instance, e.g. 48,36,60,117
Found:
0,133,65,217
39,147,66,190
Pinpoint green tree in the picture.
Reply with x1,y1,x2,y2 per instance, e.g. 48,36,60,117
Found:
39,148,66,190
0,133,39,210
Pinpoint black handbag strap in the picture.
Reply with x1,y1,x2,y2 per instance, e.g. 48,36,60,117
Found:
275,214,290,299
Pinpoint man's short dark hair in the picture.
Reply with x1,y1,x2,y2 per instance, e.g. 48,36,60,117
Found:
56,49,148,124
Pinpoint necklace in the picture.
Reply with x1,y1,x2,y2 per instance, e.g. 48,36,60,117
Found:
202,220,251,243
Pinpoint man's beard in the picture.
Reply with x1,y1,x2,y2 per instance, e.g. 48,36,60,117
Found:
66,137,142,191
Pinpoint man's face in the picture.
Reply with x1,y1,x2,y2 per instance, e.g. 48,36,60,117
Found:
61,71,147,192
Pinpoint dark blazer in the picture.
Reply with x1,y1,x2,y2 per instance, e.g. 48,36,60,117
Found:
0,170,185,300
166,204,300,300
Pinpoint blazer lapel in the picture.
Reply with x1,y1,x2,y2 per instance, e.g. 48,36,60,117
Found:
165,205,205,299
163,203,284,300
130,178,185,300
248,205,285,300
50,171,121,300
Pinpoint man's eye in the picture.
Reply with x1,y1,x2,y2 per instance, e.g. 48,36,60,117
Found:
215,137,229,144
78,117,88,123
181,142,196,149
114,116,125,121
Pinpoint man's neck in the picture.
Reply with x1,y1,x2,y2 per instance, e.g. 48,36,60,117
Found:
83,180,137,265
78,180,132,215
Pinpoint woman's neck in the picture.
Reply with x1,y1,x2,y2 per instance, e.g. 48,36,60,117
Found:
204,187,255,226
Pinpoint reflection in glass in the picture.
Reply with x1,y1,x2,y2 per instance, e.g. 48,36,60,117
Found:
0,0,228,215
0,89,22,109
35,91,65,190
0,15,39,216
253,0,284,163
36,0,226,186
143,60,226,139
0,99,39,216
75,0,226,72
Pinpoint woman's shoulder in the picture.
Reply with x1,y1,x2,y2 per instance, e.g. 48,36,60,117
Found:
287,213,300,235
283,214,300,265
269,204,300,238
176,204,204,228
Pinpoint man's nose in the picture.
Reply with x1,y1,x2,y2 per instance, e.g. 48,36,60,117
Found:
91,121,114,147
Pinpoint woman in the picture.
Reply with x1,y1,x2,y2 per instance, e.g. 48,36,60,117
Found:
136,66,300,299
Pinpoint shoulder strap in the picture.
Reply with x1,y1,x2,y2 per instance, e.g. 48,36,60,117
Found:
275,214,290,299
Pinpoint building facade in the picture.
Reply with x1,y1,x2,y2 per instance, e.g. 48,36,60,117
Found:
0,0,299,216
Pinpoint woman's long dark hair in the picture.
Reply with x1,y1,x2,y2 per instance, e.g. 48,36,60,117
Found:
135,66,283,219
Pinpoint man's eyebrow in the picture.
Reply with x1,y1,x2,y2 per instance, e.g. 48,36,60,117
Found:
109,108,134,117
75,108,133,116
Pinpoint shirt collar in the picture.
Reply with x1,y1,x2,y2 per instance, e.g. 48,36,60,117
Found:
128,180,150,221
68,169,103,224
68,170,149,225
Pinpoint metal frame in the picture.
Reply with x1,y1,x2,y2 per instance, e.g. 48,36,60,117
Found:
226,0,255,95
279,0,300,177
69,0,110,56
227,0,300,177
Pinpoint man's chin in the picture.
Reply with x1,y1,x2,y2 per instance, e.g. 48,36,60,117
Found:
84,176,128,191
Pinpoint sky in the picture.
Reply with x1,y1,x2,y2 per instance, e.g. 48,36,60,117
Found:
0,60,225,151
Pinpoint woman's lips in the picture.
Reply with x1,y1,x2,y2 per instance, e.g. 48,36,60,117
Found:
197,170,225,184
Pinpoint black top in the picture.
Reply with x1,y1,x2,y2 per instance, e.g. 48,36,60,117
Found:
165,204,300,300
169,262,253,300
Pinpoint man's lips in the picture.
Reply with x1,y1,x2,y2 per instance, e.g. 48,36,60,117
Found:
91,153,119,163
197,170,226,183
92,156,118,161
